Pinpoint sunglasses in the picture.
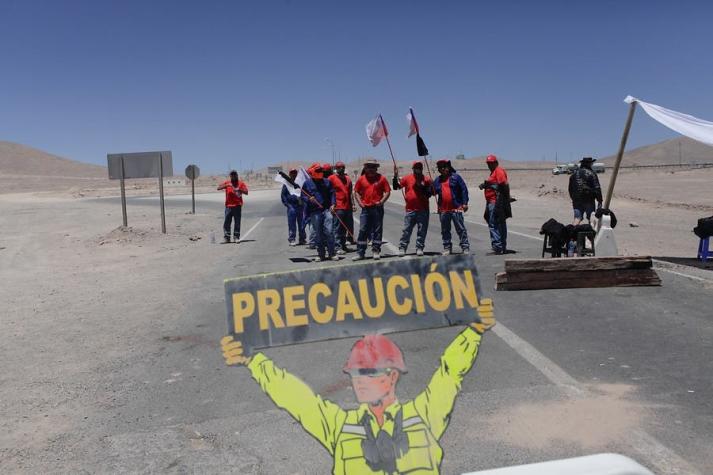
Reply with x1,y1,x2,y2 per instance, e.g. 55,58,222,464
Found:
347,368,392,377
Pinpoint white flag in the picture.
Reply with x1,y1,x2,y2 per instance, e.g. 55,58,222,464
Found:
296,167,310,188
625,95,713,147
274,173,301,196
366,114,388,147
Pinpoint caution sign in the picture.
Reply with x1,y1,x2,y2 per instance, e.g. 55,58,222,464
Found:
224,254,485,354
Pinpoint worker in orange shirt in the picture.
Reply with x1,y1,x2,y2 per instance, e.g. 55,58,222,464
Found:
329,161,356,254
217,170,249,243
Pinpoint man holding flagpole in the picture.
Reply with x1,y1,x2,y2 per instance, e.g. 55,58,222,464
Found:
302,163,338,262
279,168,307,246
393,161,432,256
329,161,355,254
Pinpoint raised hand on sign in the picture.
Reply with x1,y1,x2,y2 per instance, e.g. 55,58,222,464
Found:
221,336,252,366
471,298,495,334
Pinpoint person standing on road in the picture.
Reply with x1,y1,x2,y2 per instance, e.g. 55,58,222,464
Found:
302,163,338,262
393,161,433,257
353,160,391,261
217,170,249,243
479,155,510,254
432,159,469,255
568,157,603,225
329,161,355,254
281,168,307,246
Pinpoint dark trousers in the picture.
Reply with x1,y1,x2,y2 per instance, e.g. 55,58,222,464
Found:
334,209,354,249
399,210,429,251
487,202,507,252
287,206,306,243
223,206,242,239
439,210,469,250
357,206,384,255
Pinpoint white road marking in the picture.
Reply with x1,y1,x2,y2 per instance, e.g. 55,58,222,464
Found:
384,198,699,473
240,218,264,242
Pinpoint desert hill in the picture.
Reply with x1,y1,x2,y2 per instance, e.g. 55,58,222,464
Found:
601,136,713,167
0,141,106,178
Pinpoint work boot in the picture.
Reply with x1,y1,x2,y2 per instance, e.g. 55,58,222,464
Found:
373,252,381,260
223,236,231,244
352,254,365,261
289,241,297,247
336,248,346,255
416,248,424,256
331,255,341,261
313,256,323,262
234,235,240,243
398,248,406,257
462,248,470,255
442,248,451,256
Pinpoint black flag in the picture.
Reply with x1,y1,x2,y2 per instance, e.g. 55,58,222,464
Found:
416,133,429,157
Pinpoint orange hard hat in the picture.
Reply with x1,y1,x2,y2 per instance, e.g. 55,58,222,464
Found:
343,334,407,373
486,154,498,163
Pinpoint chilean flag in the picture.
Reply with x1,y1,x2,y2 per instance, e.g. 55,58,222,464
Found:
366,114,388,147
407,107,429,157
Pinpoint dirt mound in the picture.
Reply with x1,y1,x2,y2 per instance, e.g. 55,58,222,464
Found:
0,141,106,177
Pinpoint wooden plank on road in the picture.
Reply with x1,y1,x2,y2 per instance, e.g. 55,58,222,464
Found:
496,268,661,290
504,256,653,273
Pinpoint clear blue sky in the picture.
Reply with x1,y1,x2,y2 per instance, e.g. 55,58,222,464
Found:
1,0,712,174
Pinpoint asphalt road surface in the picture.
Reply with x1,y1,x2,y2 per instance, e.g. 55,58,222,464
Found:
69,191,713,473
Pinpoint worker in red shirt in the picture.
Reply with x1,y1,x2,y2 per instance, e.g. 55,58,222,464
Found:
393,161,433,257
353,160,391,260
328,161,355,254
479,155,510,254
217,170,249,243
432,160,470,255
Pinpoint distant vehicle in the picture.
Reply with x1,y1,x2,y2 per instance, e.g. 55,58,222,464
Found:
553,162,605,175
592,162,606,173
551,164,572,175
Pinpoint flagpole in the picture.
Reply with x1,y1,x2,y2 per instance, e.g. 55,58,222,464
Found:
380,114,406,200
604,100,637,210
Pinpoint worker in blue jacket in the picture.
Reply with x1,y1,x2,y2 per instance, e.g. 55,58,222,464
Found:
281,169,307,246
432,159,470,255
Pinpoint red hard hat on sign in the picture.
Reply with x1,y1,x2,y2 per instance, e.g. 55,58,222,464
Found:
343,334,407,373
486,154,498,163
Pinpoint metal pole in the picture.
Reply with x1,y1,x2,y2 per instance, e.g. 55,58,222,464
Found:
603,100,637,210
120,155,128,227
191,177,195,214
158,152,166,234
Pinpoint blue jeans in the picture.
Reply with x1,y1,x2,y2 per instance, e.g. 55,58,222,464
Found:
399,210,429,251
223,206,242,239
487,202,507,252
439,211,469,251
573,201,595,222
287,205,306,243
333,209,354,249
311,210,335,258
357,206,384,255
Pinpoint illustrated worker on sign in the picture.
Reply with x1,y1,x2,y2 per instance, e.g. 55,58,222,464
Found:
220,299,495,475
217,170,249,243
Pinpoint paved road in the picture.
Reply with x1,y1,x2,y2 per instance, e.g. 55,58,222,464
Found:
91,191,713,474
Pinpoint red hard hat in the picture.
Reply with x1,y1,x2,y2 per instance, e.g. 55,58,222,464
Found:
412,161,423,168
335,161,346,168
322,163,332,172
343,334,407,373
486,154,498,163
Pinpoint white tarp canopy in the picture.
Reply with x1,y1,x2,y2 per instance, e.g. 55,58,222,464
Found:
625,95,713,147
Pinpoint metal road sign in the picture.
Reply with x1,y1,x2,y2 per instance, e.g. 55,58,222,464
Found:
185,164,200,180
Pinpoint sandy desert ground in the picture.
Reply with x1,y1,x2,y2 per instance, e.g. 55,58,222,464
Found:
1,166,712,473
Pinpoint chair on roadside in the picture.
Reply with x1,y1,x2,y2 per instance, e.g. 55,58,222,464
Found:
694,216,713,262
698,237,710,262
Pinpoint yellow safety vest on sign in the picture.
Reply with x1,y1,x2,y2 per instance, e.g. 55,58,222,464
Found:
247,327,482,474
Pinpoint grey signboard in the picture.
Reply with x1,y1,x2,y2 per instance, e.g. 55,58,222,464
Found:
107,151,174,180
224,254,485,354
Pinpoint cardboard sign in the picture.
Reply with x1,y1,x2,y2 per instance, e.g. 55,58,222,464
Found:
224,254,485,354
